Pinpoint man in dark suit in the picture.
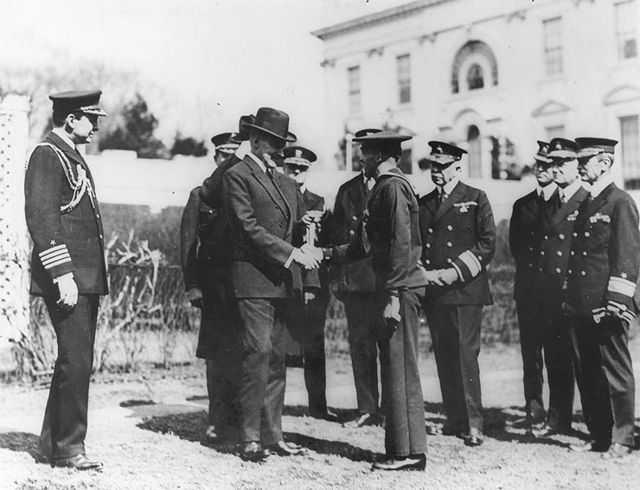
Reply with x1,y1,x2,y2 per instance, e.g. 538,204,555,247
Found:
328,128,383,429
180,132,242,442
281,145,338,422
222,107,318,461
419,141,496,447
509,141,561,431
533,138,591,436
25,90,108,471
565,137,639,459
323,130,428,471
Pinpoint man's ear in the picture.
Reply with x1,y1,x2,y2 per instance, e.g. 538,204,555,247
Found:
63,113,76,132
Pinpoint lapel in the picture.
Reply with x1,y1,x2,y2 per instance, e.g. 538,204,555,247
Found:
271,167,292,219
348,176,368,210
244,155,289,219
542,188,560,224
433,181,466,222
522,190,539,217
582,182,616,218
421,189,439,221
550,186,589,227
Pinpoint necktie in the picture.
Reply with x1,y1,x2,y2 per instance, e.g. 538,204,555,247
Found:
558,190,565,204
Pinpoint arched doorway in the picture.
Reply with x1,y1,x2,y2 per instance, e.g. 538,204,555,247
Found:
467,125,482,178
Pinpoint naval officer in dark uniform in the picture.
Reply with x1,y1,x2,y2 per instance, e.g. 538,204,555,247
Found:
282,145,337,422
565,137,639,459
533,138,590,436
325,130,427,471
25,90,108,471
419,141,496,447
328,128,383,429
180,131,242,442
509,141,560,430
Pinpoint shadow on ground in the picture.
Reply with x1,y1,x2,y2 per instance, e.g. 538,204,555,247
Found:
0,431,41,460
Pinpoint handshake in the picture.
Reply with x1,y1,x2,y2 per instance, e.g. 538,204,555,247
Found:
422,267,459,286
291,243,325,270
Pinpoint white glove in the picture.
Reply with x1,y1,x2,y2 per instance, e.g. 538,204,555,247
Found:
55,272,78,310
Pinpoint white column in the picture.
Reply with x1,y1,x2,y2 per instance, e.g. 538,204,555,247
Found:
0,94,31,342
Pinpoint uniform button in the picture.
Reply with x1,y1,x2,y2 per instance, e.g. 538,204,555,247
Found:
528,246,533,251
428,228,433,233
528,263,533,268
447,225,453,231
570,251,575,256
540,251,545,255
447,242,452,247
352,216,357,221
425,259,430,265
544,235,548,240
573,232,578,238
581,271,586,276
584,232,590,237
349,230,355,236
558,234,564,240
568,269,573,274
582,251,587,256
96,214,100,219
556,268,561,274
556,251,562,256
425,243,431,248
99,234,103,239
447,258,452,264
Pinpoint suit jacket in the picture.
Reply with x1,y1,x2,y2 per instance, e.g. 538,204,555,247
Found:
509,188,559,301
419,181,495,305
365,168,425,291
327,173,376,293
538,186,589,289
24,131,107,296
222,154,305,298
566,183,640,315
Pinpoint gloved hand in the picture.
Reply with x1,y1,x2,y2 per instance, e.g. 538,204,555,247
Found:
55,272,78,311
380,294,401,340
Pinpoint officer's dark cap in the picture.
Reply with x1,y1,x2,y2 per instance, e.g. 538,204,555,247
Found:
534,140,552,164
547,138,577,160
353,130,411,154
283,145,316,168
211,132,241,154
49,90,107,117
575,137,618,158
354,128,382,138
426,140,467,166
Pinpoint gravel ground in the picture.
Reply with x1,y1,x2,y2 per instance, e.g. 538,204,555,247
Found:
1,340,640,489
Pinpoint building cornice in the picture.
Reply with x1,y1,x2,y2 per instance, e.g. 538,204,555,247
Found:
312,0,455,41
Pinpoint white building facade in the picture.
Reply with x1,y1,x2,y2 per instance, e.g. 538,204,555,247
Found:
313,0,640,187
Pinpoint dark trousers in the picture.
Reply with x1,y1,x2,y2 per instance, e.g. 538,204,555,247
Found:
569,315,635,447
198,267,241,437
380,290,427,457
516,295,575,429
39,294,99,460
425,303,483,431
286,294,329,415
236,298,287,446
343,292,383,415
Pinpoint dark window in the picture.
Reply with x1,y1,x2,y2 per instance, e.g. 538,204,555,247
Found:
621,115,640,188
543,17,563,76
616,1,638,60
467,64,484,90
348,66,361,114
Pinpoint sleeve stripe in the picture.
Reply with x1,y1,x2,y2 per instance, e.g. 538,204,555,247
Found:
608,277,636,297
40,249,69,264
39,244,67,260
42,256,72,270
42,253,72,267
459,250,482,277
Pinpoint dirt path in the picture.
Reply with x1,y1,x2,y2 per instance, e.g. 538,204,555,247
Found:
1,341,639,489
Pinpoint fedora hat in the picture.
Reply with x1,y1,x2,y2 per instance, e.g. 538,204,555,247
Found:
244,107,297,143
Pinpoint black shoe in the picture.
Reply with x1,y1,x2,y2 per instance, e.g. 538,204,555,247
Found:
601,443,632,459
569,440,609,453
53,454,103,471
310,409,339,423
372,454,426,471
464,428,484,447
265,440,307,456
343,413,377,428
239,442,268,462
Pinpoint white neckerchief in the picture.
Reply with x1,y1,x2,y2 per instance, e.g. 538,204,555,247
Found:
560,179,582,202
537,182,557,201
590,173,614,198
52,127,77,152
